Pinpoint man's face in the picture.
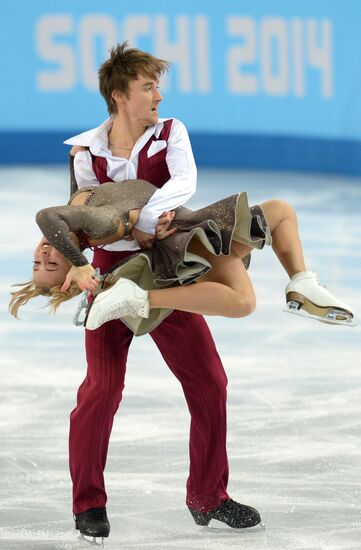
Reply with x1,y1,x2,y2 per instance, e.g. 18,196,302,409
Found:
120,75,163,127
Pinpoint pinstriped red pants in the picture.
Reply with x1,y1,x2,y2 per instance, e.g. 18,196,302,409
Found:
69,250,230,514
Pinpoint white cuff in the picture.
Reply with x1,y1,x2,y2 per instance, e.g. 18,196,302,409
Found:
135,215,157,235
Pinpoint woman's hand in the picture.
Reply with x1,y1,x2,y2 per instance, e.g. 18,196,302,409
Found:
61,264,100,293
155,211,177,240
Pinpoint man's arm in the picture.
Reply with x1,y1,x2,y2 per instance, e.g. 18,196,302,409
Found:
69,147,99,190
69,145,98,197
69,152,79,198
134,119,197,239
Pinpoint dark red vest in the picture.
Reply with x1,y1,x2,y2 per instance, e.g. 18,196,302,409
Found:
90,119,173,187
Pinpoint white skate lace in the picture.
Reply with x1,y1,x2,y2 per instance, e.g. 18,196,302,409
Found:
124,300,143,317
97,306,122,324
312,272,327,289
98,298,143,322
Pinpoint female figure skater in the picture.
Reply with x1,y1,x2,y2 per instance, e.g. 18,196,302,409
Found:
9,178,355,333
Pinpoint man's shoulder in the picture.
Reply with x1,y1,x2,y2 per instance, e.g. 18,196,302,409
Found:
158,117,184,127
63,128,97,147
63,118,112,146
157,117,188,137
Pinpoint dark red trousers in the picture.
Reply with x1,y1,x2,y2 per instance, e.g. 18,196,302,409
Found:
69,249,230,514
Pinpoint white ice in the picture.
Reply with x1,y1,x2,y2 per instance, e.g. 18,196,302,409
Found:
0,167,361,550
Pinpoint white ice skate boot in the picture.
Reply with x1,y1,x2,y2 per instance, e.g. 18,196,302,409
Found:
284,271,356,327
85,277,149,330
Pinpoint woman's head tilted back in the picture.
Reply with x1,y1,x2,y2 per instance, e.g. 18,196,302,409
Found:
9,237,82,318
33,237,71,287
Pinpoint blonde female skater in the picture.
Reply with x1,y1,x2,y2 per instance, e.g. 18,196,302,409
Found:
9,178,355,334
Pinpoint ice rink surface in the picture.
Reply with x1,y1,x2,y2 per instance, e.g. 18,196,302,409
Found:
1,167,361,550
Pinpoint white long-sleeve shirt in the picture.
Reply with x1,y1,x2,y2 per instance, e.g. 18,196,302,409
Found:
64,117,197,252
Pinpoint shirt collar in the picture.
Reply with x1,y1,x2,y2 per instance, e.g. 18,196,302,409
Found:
64,117,168,156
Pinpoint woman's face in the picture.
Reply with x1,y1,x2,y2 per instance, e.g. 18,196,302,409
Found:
33,237,70,288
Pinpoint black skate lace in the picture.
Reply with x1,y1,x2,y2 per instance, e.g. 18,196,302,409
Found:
218,498,233,512
86,508,107,521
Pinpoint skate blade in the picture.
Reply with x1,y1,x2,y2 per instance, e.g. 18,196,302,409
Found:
79,533,105,546
73,290,91,327
205,519,265,531
73,268,103,327
284,302,357,327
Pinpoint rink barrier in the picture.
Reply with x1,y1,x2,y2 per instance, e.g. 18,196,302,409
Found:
1,132,361,175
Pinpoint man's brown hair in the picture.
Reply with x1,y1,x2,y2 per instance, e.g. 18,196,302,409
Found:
98,42,170,115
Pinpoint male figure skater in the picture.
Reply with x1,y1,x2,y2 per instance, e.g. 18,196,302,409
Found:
65,42,261,541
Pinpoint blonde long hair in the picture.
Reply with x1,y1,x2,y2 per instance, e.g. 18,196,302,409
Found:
9,280,82,318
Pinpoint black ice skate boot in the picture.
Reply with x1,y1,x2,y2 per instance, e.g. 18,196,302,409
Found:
74,507,110,543
188,498,262,529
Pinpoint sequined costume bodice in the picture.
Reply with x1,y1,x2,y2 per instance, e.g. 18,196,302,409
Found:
36,179,156,266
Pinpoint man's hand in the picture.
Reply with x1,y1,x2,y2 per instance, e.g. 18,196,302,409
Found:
130,227,155,250
70,145,87,157
155,211,177,240
61,264,100,293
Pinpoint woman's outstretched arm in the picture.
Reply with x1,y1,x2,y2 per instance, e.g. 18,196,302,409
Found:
36,206,90,266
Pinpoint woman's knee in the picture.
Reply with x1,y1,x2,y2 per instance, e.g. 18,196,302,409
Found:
270,199,297,219
261,198,297,229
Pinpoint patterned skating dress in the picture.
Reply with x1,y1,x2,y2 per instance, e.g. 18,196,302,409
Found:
36,179,271,335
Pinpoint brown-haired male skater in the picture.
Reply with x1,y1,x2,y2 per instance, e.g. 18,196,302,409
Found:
65,42,262,542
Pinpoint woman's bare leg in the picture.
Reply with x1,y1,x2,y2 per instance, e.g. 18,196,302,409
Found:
149,240,256,318
262,199,306,276
149,199,305,316
232,199,307,278
86,198,355,330
227,199,355,325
